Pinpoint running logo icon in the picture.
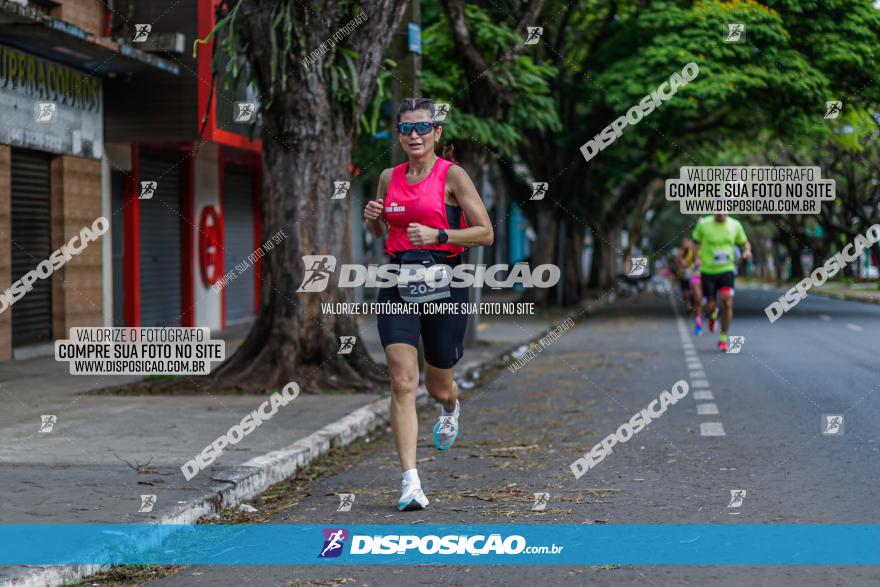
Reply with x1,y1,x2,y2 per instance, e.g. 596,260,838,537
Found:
728,489,746,508
726,336,745,354
234,102,256,122
132,24,151,42
35,102,57,123
531,492,549,511
530,182,548,201
432,103,450,122
138,494,156,513
332,181,350,200
628,257,648,276
336,493,355,512
297,255,337,292
821,414,844,436
824,101,842,119
725,23,745,43
318,528,348,558
39,415,57,433
524,27,543,45
139,181,157,200
337,336,356,355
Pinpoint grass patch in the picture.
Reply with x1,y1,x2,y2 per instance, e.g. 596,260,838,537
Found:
69,564,186,585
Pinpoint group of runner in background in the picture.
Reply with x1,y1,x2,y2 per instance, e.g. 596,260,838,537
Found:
671,213,752,352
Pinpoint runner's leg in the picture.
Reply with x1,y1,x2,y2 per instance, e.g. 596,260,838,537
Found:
425,364,458,412
386,343,420,471
720,289,733,334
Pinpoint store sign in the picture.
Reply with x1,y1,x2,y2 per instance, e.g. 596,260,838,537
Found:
199,206,223,287
0,45,103,158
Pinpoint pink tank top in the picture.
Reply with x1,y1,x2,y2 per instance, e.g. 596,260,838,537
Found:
383,157,467,257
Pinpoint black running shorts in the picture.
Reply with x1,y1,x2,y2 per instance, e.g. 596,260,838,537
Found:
700,271,735,300
377,253,469,369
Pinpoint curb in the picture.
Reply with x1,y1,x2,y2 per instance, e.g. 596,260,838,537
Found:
810,289,880,305
3,294,616,587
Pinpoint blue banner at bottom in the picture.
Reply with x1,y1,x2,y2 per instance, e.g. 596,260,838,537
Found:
1,524,879,565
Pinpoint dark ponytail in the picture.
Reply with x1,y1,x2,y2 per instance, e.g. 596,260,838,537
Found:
441,142,455,162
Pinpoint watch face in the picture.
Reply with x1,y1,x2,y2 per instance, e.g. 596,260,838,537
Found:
439,230,447,243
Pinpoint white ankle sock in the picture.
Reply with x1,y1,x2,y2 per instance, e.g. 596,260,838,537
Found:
402,468,420,488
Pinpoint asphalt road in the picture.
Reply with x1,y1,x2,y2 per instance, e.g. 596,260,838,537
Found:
141,286,879,586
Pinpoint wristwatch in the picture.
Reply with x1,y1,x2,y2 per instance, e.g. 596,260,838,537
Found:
437,229,448,244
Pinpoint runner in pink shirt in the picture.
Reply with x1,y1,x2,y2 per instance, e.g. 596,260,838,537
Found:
364,98,493,511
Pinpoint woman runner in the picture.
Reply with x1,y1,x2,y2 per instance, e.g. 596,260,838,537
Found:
363,98,493,510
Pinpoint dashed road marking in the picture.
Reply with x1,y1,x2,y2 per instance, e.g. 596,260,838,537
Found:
846,323,863,332
697,403,720,415
700,422,726,436
674,305,727,439
819,314,831,321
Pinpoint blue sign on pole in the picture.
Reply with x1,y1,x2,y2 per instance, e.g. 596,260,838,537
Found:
408,23,422,54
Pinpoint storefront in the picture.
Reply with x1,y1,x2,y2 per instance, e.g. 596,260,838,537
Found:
102,0,263,333
0,0,262,361
0,0,181,360
0,43,104,359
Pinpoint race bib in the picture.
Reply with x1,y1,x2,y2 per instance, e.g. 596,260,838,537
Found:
396,250,452,303
712,249,732,265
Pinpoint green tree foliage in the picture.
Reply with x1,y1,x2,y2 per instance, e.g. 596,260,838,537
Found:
421,3,561,156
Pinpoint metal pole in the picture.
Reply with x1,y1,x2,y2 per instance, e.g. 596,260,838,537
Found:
390,0,421,166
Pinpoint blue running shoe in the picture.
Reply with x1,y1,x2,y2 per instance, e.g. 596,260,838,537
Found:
433,400,460,451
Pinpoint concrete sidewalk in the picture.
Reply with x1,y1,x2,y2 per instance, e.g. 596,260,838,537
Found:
0,312,564,586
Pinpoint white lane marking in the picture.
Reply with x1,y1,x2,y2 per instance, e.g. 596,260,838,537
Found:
687,363,703,370
692,379,710,388
846,323,864,332
693,390,714,400
697,403,720,415
819,314,831,321
690,370,706,378
700,422,726,436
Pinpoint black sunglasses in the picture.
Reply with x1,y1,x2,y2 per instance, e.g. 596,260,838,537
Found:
397,121,439,136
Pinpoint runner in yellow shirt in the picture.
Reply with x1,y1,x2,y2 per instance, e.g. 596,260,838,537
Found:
692,214,752,352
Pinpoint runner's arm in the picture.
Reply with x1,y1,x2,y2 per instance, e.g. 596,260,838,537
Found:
736,223,752,260
366,169,391,238
674,248,685,271
442,165,493,247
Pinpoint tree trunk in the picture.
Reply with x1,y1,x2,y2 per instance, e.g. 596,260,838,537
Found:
563,224,584,305
202,0,407,393
785,240,804,280
588,228,619,291
522,205,557,305
208,132,382,393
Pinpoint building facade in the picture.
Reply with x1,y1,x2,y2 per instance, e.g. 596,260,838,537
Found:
0,0,262,360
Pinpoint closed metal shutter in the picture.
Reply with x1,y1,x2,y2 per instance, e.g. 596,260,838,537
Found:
11,149,52,347
139,150,182,326
223,167,256,323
